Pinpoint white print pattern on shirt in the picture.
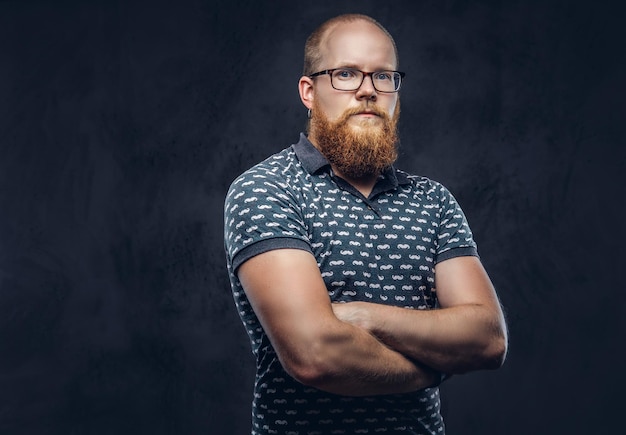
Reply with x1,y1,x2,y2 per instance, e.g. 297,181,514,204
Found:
225,141,476,435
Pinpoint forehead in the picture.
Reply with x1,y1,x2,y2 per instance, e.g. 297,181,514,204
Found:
320,20,397,70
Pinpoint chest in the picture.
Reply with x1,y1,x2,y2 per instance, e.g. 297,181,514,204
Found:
303,188,442,309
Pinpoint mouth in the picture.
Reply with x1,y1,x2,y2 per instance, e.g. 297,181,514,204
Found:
353,111,381,118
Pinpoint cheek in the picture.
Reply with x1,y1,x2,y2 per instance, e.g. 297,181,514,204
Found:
386,98,399,118
380,97,399,123
317,95,349,121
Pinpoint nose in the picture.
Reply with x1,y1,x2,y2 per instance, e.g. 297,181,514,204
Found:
355,73,377,100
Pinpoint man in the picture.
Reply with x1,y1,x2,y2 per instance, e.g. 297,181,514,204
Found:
224,14,507,434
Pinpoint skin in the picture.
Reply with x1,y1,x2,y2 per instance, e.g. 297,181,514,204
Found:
332,256,508,374
299,20,399,197
239,249,439,396
237,19,508,396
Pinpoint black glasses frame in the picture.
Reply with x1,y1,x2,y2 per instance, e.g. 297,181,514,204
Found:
309,68,406,93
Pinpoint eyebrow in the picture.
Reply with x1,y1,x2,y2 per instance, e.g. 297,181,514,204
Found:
335,64,396,71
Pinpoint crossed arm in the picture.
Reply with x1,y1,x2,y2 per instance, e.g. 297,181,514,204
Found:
238,248,507,396
332,255,508,374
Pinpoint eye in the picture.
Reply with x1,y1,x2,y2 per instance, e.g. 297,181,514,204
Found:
333,69,358,80
373,71,393,81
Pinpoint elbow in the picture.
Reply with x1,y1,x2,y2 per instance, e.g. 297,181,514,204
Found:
448,336,507,375
287,363,331,388
482,331,508,370
281,353,327,387
279,335,345,390
278,336,342,388
453,331,507,374
477,313,508,370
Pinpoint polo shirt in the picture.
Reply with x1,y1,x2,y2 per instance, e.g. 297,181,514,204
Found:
224,133,478,434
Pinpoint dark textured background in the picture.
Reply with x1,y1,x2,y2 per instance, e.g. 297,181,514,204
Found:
1,0,624,434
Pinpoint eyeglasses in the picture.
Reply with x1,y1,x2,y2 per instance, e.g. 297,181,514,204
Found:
309,68,405,93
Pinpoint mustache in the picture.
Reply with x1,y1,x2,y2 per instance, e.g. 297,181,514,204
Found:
342,105,389,119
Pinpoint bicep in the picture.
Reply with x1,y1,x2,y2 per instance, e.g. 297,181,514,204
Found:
434,255,501,310
238,248,336,359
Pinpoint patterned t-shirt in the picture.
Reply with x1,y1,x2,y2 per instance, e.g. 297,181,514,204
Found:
224,134,478,434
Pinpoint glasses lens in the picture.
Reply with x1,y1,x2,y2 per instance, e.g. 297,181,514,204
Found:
372,71,402,92
331,69,363,91
330,69,401,92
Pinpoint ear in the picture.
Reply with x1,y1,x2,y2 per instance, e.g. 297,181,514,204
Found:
298,76,314,110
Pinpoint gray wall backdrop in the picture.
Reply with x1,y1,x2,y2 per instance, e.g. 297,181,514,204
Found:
1,0,624,434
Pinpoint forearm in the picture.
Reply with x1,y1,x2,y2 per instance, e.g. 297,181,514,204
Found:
277,318,440,396
335,302,507,374
237,249,441,397
384,304,505,373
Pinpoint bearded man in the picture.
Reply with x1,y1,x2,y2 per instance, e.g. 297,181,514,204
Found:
224,14,508,435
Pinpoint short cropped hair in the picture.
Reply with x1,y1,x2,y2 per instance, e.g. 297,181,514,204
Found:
303,14,399,76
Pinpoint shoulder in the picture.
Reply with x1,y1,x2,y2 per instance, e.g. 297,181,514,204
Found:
224,144,313,226
229,146,295,185
226,146,305,199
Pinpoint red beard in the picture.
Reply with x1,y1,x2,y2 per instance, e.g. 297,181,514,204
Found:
310,100,400,179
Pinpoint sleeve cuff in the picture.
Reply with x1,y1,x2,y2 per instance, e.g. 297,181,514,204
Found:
435,246,479,264
231,237,313,272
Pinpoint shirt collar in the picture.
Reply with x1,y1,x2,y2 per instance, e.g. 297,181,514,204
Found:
292,132,411,187
293,133,329,174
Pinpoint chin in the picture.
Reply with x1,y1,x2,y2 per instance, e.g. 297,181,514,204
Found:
349,118,383,130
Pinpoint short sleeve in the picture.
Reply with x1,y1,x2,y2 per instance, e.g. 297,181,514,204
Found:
224,164,312,272
435,184,478,263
